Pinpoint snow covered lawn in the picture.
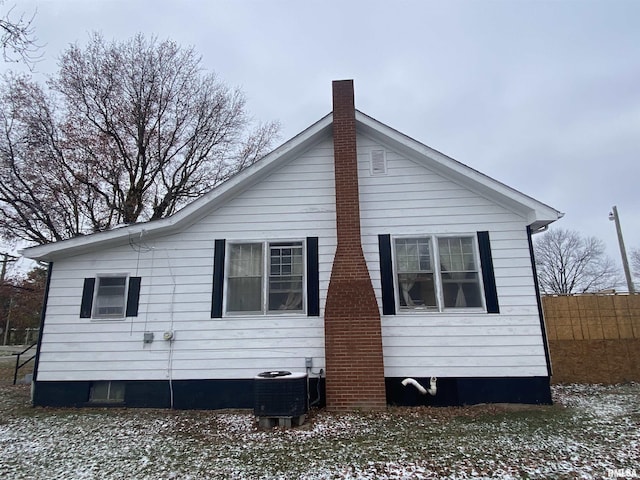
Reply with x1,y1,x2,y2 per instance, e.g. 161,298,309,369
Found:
0,383,638,479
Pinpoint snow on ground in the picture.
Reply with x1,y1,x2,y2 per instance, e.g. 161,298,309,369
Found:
0,383,638,479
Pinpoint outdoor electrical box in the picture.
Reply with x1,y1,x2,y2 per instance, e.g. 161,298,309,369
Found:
143,332,154,344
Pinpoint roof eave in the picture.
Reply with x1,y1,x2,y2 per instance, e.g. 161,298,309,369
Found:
21,113,334,262
22,109,563,262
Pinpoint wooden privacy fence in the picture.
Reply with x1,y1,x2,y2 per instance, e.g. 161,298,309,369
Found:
542,294,640,384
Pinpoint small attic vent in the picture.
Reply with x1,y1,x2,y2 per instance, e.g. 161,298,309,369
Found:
370,150,387,175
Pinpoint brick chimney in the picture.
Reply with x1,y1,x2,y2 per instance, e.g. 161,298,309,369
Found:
323,80,386,410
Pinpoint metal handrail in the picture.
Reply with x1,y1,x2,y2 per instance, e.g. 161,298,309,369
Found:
12,342,38,385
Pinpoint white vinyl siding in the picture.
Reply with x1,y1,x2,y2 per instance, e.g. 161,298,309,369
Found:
355,135,549,378
36,136,335,381
35,131,549,383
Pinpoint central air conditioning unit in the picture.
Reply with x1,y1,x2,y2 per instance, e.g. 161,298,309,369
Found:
253,371,308,427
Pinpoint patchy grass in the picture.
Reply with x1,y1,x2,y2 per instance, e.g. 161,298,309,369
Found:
0,370,638,479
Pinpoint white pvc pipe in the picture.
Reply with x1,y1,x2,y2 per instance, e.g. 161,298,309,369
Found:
401,377,437,396
401,377,427,395
427,376,437,396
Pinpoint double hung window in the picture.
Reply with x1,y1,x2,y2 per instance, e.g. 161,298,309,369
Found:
80,275,141,319
394,235,483,311
226,241,304,314
94,276,127,318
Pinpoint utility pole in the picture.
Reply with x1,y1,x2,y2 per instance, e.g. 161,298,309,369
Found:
609,206,635,294
1,253,19,345
1,252,19,284
2,297,13,346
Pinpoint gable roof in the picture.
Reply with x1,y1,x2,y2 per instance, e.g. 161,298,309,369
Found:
355,111,562,230
22,110,562,262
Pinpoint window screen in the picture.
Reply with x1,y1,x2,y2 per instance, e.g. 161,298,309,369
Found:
94,277,127,317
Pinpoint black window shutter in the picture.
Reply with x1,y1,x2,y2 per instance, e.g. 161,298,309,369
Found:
211,239,226,318
378,234,396,315
306,237,320,316
80,278,95,318
125,277,142,317
477,231,500,314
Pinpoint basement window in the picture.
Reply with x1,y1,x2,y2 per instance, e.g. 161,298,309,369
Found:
89,381,125,403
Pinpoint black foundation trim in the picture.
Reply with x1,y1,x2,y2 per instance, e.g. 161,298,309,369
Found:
31,376,549,409
386,376,552,406
32,378,325,410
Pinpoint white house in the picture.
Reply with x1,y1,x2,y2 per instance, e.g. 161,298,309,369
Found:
22,80,562,410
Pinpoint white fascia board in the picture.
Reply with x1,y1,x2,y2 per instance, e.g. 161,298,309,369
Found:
355,110,563,227
22,113,334,262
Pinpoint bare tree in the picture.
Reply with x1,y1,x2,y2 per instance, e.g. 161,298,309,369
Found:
534,228,620,294
0,33,279,244
0,75,75,243
0,1,42,68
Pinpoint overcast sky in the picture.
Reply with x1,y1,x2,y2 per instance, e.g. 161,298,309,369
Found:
5,0,640,280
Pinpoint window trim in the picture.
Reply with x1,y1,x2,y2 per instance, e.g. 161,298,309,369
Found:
392,234,486,313
223,239,307,316
92,273,130,320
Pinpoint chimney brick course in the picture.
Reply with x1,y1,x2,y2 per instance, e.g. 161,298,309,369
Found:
323,80,386,410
